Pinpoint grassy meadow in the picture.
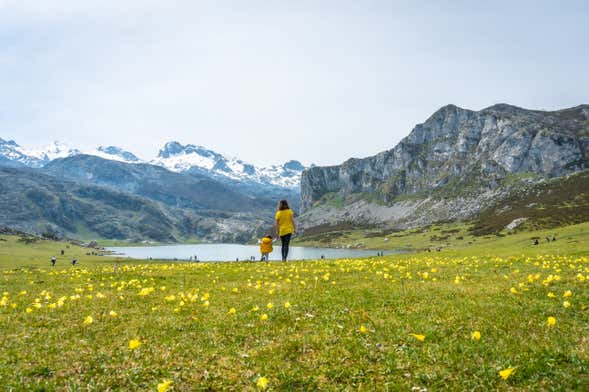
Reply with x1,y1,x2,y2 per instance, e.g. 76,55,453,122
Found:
295,221,589,258
0,230,588,390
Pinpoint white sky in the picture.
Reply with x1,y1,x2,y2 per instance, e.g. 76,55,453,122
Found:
1,0,588,166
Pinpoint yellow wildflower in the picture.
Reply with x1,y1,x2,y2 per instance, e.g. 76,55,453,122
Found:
563,290,572,298
138,287,154,296
471,331,481,340
109,310,118,317
547,316,556,327
260,313,268,321
410,333,425,342
547,292,556,298
227,307,236,315
83,315,93,325
284,302,291,309
359,325,369,334
157,379,173,392
563,301,571,308
256,376,269,390
129,339,142,350
266,302,274,309
499,367,515,380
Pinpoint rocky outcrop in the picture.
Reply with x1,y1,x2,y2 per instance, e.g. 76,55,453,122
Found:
302,104,589,211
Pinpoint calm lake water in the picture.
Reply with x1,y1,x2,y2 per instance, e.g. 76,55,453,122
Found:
108,243,398,262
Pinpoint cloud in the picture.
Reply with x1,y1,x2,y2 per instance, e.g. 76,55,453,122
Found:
0,1,588,165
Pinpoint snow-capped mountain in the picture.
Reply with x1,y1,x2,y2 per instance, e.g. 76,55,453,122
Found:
0,138,39,167
28,140,81,162
151,141,305,189
0,138,306,189
88,146,141,163
0,138,79,167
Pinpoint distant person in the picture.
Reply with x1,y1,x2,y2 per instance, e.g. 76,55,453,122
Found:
533,239,539,246
71,257,77,266
51,256,56,267
260,235,273,263
275,200,296,262
60,249,64,256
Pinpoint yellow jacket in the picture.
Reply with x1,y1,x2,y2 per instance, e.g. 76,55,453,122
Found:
260,237,273,253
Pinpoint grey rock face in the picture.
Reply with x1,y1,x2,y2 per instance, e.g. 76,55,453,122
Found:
301,104,589,211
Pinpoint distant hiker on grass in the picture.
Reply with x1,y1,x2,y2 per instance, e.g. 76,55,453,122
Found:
259,235,273,262
275,200,296,262
51,256,56,267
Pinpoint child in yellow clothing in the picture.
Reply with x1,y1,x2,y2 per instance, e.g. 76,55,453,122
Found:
259,235,273,262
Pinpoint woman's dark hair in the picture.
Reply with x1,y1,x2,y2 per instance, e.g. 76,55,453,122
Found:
278,200,290,211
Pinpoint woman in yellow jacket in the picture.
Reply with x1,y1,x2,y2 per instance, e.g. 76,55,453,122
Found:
275,199,296,262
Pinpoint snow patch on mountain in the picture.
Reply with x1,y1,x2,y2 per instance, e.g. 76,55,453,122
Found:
87,146,141,163
29,141,81,162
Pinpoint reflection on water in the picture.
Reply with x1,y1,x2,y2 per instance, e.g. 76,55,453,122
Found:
108,243,399,262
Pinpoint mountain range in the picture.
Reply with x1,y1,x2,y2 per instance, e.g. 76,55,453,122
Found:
0,138,305,190
2,103,588,243
0,138,302,242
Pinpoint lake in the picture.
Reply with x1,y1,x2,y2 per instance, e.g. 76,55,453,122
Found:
108,243,398,262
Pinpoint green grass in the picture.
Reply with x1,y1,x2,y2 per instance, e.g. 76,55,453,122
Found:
0,235,118,268
501,172,539,186
1,228,589,390
295,221,589,257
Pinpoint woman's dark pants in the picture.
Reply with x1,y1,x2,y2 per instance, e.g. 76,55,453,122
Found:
280,233,292,261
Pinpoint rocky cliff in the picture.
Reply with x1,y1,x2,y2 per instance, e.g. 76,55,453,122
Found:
300,104,589,228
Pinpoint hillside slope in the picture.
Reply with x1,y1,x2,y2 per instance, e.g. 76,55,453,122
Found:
0,167,266,242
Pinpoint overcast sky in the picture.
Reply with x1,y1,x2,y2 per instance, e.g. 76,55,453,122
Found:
1,1,588,166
